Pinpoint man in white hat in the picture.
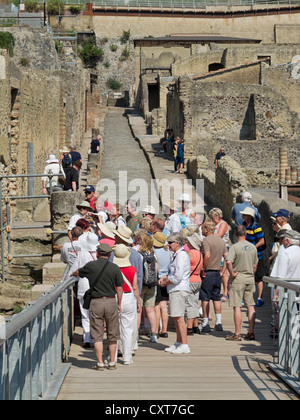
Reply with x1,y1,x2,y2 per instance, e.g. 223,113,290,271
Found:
42,154,63,194
68,201,93,240
231,191,261,227
271,230,300,286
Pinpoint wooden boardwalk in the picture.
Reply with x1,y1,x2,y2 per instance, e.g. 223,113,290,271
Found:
57,110,298,401
57,296,298,401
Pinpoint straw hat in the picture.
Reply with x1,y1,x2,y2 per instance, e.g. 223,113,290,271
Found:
60,147,70,154
79,232,99,252
114,226,133,245
97,222,116,239
76,201,93,212
152,232,167,248
112,244,131,268
240,207,255,218
186,233,202,251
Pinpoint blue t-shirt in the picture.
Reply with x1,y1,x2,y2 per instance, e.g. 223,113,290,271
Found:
155,247,171,278
232,202,261,226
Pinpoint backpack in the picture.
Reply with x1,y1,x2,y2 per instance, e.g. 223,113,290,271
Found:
62,154,72,167
141,251,158,288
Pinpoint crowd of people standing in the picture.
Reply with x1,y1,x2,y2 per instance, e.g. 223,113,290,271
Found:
60,178,300,371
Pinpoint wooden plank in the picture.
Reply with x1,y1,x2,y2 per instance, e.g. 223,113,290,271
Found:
57,294,298,401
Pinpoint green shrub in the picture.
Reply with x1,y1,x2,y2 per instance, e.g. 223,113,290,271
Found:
119,46,130,61
0,32,15,56
24,0,40,12
20,57,29,67
106,77,122,91
47,0,65,15
69,5,82,15
78,37,104,67
110,44,118,52
120,29,130,44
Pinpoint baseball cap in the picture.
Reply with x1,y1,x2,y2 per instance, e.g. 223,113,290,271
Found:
272,209,290,219
84,185,95,193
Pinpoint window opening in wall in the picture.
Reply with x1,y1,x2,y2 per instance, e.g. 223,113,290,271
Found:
148,83,159,112
208,63,224,72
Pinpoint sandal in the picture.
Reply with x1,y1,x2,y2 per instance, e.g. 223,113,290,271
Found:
245,332,255,341
226,334,242,341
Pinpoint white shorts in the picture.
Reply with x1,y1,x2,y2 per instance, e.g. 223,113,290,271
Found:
169,290,189,318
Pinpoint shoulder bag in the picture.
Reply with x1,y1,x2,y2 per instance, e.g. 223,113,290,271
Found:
83,260,109,310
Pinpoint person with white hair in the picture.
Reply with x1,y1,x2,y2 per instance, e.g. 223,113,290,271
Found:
70,232,100,348
231,191,261,227
271,230,300,284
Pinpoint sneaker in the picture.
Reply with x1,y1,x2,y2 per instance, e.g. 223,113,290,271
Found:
170,344,191,354
215,323,223,332
123,359,133,365
255,298,265,307
187,328,194,336
201,324,211,334
165,342,181,353
108,362,117,370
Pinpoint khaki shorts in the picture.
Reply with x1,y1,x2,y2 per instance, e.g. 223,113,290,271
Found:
229,282,255,308
169,290,189,318
140,285,157,307
186,283,201,319
90,297,120,343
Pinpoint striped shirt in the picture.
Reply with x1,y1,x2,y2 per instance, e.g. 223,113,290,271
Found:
243,222,265,260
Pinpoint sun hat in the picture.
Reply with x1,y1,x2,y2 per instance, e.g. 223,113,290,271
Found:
186,233,202,250
60,147,70,154
284,230,300,241
112,244,131,268
114,226,133,245
79,232,99,252
141,205,156,215
97,243,113,256
46,154,59,164
152,232,167,248
240,207,255,218
76,201,93,212
97,222,116,239
178,193,190,203
272,209,290,219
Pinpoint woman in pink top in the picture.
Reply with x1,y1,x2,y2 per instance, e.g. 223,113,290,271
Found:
186,233,203,335
97,222,116,247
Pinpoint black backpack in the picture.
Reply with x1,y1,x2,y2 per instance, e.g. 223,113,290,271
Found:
141,251,158,288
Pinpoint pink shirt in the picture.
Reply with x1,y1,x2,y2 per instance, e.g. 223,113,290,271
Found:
99,238,115,247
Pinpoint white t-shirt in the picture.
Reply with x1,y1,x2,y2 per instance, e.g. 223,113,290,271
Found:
61,241,82,266
271,245,300,286
164,213,181,237
42,163,63,188
68,214,82,231
70,249,97,298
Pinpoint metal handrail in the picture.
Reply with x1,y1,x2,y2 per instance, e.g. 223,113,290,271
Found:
0,267,76,400
263,275,300,396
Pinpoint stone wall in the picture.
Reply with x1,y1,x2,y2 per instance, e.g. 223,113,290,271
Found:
61,14,300,44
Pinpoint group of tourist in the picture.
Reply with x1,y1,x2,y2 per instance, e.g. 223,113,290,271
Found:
42,136,101,194
59,175,300,371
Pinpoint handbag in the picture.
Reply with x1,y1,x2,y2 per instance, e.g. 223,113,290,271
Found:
83,261,109,310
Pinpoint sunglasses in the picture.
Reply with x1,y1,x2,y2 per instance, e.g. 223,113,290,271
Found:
168,241,177,245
